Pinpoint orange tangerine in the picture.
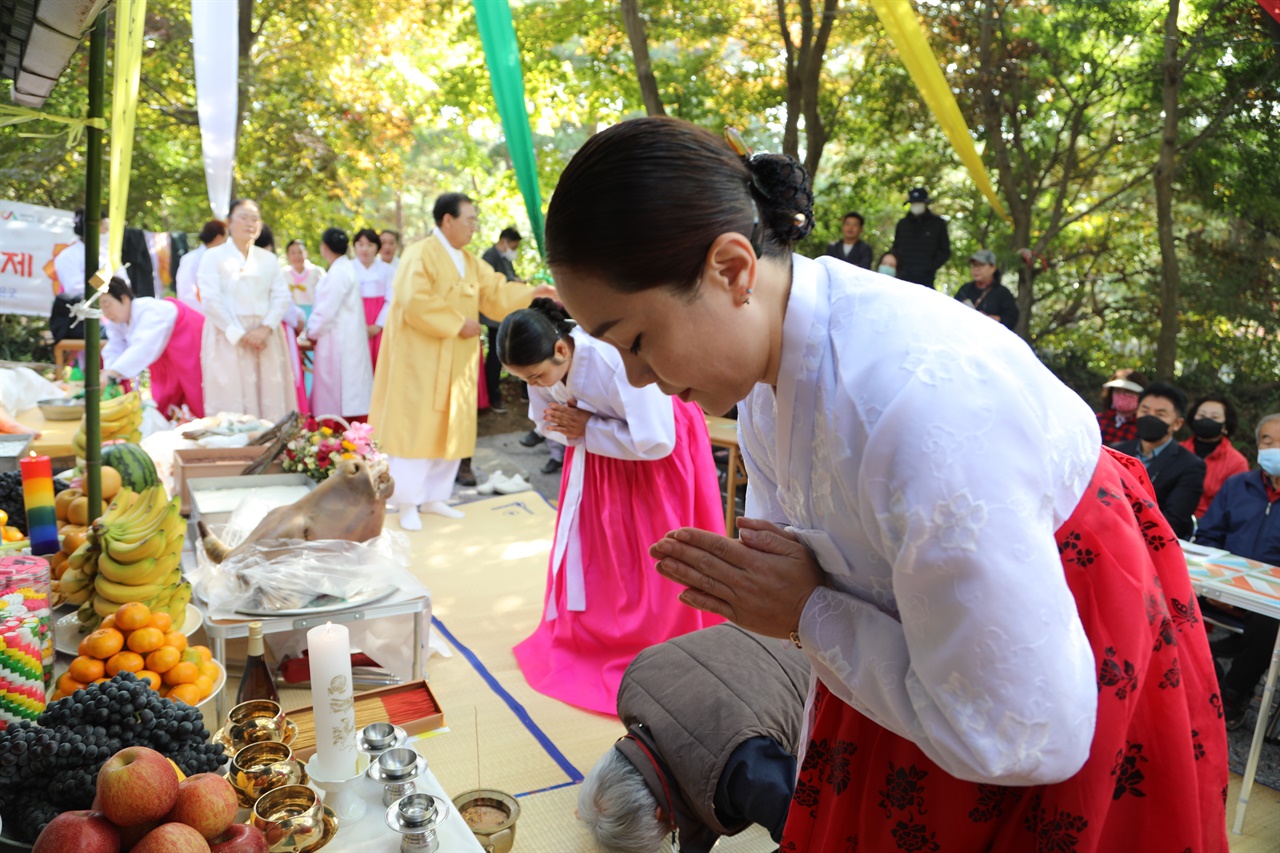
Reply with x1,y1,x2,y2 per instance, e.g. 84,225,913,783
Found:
68,656,105,683
99,615,117,631
159,685,171,698
190,645,212,663
105,651,145,676
115,602,152,631
147,612,172,633
198,660,220,681
56,672,87,695
145,646,180,674
84,628,124,659
126,627,165,654
163,661,199,686
163,631,188,652
168,683,201,706
76,637,91,657
135,670,162,690
193,675,214,700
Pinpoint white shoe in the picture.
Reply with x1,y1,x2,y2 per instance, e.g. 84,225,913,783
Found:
398,505,422,531
494,473,531,495
476,472,502,496
423,501,464,519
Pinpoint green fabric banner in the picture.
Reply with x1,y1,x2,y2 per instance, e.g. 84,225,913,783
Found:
473,0,545,258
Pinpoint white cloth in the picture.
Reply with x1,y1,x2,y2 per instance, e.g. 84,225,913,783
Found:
432,228,466,278
285,261,322,307
102,296,178,380
196,241,292,346
307,256,373,418
175,244,206,312
52,239,125,298
739,255,1102,786
388,456,461,506
354,258,394,327
385,256,399,278
526,328,676,617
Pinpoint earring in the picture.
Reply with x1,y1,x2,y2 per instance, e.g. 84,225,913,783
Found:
744,287,753,305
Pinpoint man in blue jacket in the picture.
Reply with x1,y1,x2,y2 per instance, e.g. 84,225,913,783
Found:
1194,411,1280,730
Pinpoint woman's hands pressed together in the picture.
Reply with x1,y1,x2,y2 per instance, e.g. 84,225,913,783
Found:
651,518,825,639
544,401,590,440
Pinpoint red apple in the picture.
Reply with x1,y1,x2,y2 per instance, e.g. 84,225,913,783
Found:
165,773,239,840
118,820,161,852
32,810,120,853
96,746,180,827
132,823,210,853
209,824,270,853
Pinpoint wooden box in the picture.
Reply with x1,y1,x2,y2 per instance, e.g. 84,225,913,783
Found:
284,680,445,752
173,447,284,514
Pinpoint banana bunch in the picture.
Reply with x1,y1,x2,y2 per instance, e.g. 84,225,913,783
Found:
72,390,143,458
68,484,190,633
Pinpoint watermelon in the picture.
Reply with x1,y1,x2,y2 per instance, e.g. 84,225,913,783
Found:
101,443,160,491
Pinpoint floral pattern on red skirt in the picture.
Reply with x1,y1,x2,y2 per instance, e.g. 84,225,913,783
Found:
781,447,1229,852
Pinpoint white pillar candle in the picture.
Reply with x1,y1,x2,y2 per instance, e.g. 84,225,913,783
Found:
306,621,359,780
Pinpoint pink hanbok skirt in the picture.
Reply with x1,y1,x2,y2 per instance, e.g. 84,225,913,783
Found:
283,321,308,416
150,298,205,418
362,296,384,368
513,399,726,714
477,345,489,410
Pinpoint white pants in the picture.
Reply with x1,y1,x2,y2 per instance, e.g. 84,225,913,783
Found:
388,456,461,505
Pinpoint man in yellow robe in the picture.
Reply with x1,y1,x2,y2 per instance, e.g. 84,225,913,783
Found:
369,193,555,529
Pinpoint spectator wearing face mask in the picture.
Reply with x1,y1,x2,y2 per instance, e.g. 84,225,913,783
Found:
1179,394,1249,518
1112,381,1205,539
875,251,898,278
1096,370,1147,446
890,187,950,288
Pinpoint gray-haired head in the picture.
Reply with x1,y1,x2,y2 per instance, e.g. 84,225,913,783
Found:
577,748,667,853
1257,413,1280,444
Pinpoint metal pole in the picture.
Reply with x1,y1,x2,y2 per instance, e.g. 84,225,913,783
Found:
83,11,107,519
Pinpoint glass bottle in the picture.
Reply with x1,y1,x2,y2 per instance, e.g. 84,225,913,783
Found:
235,621,279,704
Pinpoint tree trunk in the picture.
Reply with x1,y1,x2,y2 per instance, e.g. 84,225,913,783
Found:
776,0,801,160
1153,0,1182,380
231,0,260,198
620,0,666,117
776,0,838,176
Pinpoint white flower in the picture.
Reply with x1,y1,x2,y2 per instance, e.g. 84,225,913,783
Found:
932,490,988,552
938,672,993,734
992,711,1051,776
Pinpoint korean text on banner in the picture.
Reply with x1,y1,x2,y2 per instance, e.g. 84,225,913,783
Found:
0,201,76,317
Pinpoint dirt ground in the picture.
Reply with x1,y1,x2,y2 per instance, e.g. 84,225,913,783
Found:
477,376,537,437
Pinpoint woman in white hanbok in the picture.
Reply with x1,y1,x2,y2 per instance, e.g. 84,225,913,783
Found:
100,278,205,418
548,119,1227,853
352,228,394,368
284,239,323,317
303,229,373,419
197,199,297,420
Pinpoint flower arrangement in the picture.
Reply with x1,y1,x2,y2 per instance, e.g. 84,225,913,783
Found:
282,417,383,482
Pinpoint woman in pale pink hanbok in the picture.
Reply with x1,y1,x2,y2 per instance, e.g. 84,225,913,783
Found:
498,299,725,715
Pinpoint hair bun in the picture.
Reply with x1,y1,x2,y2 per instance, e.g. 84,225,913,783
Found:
746,154,815,245
530,297,571,326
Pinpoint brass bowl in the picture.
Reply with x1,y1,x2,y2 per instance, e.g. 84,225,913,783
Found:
250,784,330,853
452,789,520,853
228,741,310,809
216,705,298,756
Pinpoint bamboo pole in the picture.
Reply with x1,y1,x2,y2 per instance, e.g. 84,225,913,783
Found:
82,11,107,516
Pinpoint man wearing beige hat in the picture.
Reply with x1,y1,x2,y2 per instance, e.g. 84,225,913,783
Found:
1096,370,1148,446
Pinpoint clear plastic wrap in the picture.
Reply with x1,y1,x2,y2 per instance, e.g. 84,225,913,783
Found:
191,497,417,620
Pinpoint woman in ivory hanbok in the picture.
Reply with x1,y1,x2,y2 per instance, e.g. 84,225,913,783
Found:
100,278,205,419
546,119,1228,851
197,199,298,421
302,229,373,420
352,228,394,368
498,299,725,715
284,239,323,318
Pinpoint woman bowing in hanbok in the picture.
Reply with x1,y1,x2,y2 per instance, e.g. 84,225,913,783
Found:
352,228,394,368
498,299,725,715
302,229,373,420
197,198,298,421
546,119,1228,851
100,278,205,418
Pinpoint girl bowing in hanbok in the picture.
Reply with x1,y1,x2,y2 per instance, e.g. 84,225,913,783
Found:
352,228,394,368
546,119,1228,851
498,299,725,715
100,278,205,418
302,229,373,420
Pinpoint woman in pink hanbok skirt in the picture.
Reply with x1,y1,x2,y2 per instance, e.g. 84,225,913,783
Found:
499,300,725,714
100,278,206,418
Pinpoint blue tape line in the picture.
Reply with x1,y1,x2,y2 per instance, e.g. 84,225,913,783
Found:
515,779,582,798
430,615,583,783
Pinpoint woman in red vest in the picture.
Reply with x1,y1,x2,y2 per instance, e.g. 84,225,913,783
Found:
1181,394,1249,517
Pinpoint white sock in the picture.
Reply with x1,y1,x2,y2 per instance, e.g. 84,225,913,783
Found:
423,500,464,519
398,504,422,531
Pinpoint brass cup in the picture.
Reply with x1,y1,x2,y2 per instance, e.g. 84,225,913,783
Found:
452,789,520,853
250,784,326,853
230,741,310,809
225,699,289,750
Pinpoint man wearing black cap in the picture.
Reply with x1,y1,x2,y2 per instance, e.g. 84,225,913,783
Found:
891,187,951,288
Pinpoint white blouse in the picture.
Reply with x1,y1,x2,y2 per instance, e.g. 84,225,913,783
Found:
739,256,1102,786
528,327,676,616
353,258,394,327
174,245,205,312
196,241,292,346
102,297,178,379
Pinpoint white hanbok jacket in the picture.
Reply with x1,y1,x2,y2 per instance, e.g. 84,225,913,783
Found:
306,256,373,418
102,297,178,379
354,258,394,327
739,255,1103,786
174,245,206,312
528,327,675,616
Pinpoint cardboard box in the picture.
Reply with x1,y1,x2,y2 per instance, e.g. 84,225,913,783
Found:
283,680,446,754
174,446,285,514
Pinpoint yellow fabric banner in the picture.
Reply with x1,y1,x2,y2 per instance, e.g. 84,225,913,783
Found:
108,0,148,268
869,0,1010,222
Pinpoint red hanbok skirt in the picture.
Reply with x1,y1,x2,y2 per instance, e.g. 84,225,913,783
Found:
781,447,1229,852
150,298,205,419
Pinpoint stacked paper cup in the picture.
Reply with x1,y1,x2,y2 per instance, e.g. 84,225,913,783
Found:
0,615,45,727
0,556,53,703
